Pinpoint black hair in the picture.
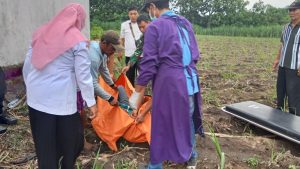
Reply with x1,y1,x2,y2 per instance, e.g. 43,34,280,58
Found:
128,6,138,12
152,0,169,10
137,15,151,24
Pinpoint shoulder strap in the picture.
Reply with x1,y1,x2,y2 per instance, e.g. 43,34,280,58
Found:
129,22,137,46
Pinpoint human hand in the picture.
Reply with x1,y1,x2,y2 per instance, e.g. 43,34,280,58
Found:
88,104,97,119
109,98,118,106
272,58,279,71
110,84,118,91
131,110,138,118
122,66,130,74
135,114,145,124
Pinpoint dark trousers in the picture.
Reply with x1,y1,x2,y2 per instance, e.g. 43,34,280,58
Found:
29,107,84,169
276,66,286,110
125,57,137,86
0,67,6,115
284,68,300,116
0,95,3,115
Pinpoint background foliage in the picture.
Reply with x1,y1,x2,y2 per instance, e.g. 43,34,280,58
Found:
90,0,292,37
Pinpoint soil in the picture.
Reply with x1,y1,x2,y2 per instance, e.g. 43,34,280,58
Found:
1,36,300,169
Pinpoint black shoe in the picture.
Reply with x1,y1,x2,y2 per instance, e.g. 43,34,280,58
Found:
0,125,7,134
0,114,17,125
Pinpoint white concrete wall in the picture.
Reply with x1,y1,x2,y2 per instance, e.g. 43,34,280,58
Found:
0,0,90,67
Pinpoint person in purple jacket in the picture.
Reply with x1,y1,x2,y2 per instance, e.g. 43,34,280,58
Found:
129,0,204,168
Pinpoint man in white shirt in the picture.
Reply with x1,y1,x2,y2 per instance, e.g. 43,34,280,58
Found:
119,6,142,86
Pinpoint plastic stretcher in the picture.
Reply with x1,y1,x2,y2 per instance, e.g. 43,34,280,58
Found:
222,101,300,144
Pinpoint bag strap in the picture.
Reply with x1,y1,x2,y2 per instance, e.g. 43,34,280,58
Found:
129,22,137,46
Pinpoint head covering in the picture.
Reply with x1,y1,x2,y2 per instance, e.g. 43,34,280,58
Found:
31,3,87,70
101,30,124,52
288,1,300,9
140,0,169,12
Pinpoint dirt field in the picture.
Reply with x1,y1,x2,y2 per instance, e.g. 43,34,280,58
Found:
1,35,300,169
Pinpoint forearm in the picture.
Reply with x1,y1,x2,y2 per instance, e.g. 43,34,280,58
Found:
121,38,125,47
140,100,152,116
99,60,114,86
135,84,146,94
127,58,137,67
128,39,143,66
128,52,141,67
93,79,112,100
276,45,283,60
100,71,114,86
272,45,283,69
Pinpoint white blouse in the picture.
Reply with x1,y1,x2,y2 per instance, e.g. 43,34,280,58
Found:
23,42,96,116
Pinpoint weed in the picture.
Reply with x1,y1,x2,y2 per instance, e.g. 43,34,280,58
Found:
202,90,220,106
0,151,9,163
243,123,253,137
195,25,282,38
75,147,103,169
246,155,259,168
114,159,137,169
92,147,103,169
220,71,239,80
208,125,225,169
288,164,300,169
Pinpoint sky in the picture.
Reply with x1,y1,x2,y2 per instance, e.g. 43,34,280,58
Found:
247,0,294,8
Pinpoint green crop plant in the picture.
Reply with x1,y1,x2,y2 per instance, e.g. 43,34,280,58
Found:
208,125,225,169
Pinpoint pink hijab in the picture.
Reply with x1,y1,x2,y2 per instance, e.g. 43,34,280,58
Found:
31,3,87,70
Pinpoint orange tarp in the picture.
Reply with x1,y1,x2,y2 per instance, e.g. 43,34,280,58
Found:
92,74,151,151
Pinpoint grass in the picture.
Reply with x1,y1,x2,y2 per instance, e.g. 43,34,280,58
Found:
269,143,286,166
197,35,279,107
194,25,282,38
92,148,103,169
220,71,240,80
206,123,225,169
0,151,9,163
202,90,220,106
1,35,288,168
288,164,300,169
246,155,260,168
242,123,253,137
76,147,103,169
93,23,283,38
114,159,137,169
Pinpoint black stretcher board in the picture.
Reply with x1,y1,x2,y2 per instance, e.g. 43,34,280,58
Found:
222,101,300,144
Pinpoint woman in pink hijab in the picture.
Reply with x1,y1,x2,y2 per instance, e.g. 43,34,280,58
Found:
23,3,97,168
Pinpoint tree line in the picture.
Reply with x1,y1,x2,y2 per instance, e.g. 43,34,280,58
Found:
90,0,290,28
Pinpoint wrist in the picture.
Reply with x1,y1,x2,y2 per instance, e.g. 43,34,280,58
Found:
110,84,117,89
107,96,114,103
